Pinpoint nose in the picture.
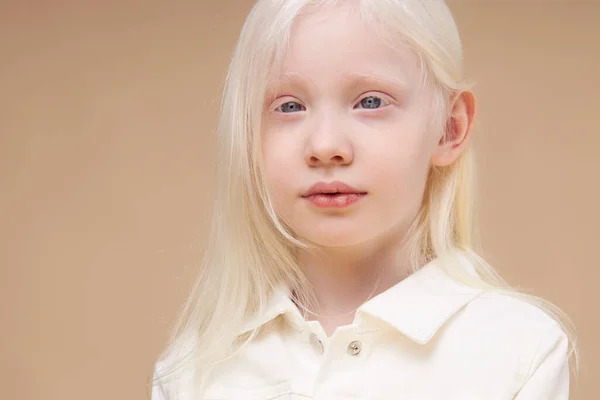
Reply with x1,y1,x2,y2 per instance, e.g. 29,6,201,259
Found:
304,114,354,168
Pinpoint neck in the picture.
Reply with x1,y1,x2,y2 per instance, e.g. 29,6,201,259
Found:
295,227,413,336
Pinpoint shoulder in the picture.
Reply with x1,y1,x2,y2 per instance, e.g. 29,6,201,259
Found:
463,291,572,394
462,290,566,339
438,289,570,361
447,290,570,374
150,357,198,400
435,290,570,390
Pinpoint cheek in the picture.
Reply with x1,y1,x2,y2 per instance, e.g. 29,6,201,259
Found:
261,132,300,210
366,130,432,203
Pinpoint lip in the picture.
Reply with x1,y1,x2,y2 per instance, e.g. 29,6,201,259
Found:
301,181,367,208
302,181,365,197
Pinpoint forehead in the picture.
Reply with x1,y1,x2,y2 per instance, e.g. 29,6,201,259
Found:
272,4,420,85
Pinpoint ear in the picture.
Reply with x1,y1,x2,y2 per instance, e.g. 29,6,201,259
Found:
431,90,477,167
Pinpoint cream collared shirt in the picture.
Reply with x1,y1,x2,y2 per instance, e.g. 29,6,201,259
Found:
152,260,569,399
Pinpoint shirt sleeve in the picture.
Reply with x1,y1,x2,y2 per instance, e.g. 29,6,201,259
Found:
513,324,570,399
151,383,166,400
151,366,166,400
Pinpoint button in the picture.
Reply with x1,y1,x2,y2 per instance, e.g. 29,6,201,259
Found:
347,340,362,356
309,332,324,354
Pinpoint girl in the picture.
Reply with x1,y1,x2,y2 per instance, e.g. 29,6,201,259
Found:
151,0,579,399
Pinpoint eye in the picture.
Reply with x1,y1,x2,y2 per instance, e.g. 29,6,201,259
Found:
355,95,389,110
276,101,306,113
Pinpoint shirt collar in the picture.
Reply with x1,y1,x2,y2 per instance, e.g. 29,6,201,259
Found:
239,257,484,344
238,285,301,335
356,258,483,344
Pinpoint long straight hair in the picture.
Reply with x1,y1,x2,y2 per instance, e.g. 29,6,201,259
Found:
151,1,579,398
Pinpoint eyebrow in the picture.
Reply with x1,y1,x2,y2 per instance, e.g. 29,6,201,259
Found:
265,71,410,103
268,71,410,96
342,72,410,90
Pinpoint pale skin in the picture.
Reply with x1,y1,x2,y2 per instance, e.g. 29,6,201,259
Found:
261,5,476,336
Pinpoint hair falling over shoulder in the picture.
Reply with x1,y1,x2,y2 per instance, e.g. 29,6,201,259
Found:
150,1,580,398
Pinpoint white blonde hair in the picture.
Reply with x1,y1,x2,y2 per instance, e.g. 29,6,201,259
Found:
150,0,579,398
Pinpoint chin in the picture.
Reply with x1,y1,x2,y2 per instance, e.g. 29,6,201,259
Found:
295,227,375,248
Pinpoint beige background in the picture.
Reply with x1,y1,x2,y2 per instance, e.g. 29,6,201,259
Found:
1,1,598,399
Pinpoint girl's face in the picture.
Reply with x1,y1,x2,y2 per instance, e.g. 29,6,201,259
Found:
261,6,443,248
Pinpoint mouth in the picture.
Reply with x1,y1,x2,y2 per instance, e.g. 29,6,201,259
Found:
301,181,367,208
301,180,366,197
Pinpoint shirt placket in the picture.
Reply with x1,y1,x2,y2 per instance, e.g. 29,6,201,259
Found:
310,324,378,399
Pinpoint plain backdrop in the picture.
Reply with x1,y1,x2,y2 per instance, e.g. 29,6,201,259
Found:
1,1,598,399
